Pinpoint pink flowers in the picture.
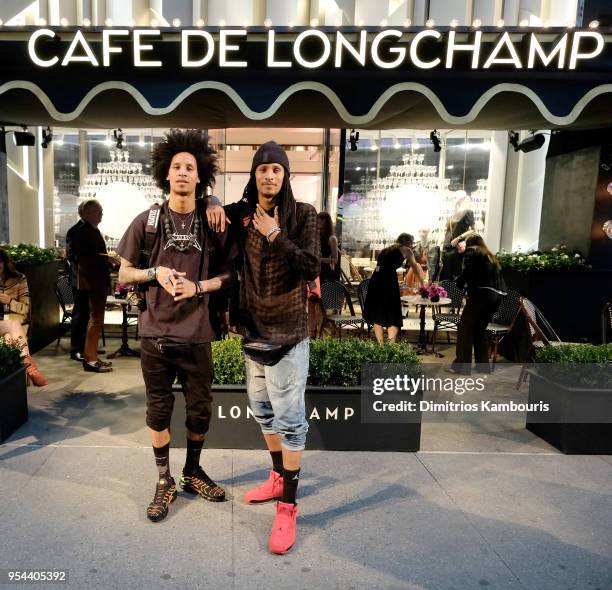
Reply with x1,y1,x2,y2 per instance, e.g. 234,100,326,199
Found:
419,283,448,300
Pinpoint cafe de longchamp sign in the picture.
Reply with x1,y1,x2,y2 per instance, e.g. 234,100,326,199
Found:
27,27,607,71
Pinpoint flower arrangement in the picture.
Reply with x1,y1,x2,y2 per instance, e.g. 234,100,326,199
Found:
496,245,590,272
419,283,448,302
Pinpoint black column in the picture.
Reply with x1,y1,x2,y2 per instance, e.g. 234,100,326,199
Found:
0,132,8,243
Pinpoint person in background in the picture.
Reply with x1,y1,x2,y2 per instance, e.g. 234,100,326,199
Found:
363,233,425,344
0,247,48,386
450,235,507,375
72,199,112,373
308,211,339,338
65,201,88,362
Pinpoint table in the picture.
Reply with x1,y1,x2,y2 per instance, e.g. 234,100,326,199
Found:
401,295,452,354
106,296,140,359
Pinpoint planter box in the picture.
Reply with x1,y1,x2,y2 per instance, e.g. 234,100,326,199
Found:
170,384,421,451
526,371,612,454
0,366,28,443
18,261,61,354
502,268,612,343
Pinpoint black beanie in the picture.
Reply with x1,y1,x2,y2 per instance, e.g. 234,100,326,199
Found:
250,141,290,174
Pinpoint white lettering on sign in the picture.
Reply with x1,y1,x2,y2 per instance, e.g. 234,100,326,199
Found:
24,28,606,72
569,31,605,69
28,29,59,67
483,32,523,69
294,29,332,68
410,30,442,69
61,29,99,66
182,30,215,67
103,29,129,67
219,29,247,67
446,30,482,69
528,33,568,69
133,29,162,67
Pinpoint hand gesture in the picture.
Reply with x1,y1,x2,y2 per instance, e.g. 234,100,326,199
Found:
253,205,280,240
156,266,186,297
206,204,230,233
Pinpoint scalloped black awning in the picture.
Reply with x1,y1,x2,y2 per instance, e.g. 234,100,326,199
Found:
1,27,611,129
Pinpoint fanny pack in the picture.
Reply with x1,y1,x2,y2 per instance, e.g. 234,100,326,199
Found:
155,338,194,359
242,340,293,366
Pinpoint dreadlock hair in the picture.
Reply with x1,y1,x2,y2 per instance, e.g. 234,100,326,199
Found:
151,129,219,198
240,169,298,240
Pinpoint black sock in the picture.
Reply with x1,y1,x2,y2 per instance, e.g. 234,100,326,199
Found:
282,468,300,504
270,450,283,475
184,438,204,475
153,443,170,480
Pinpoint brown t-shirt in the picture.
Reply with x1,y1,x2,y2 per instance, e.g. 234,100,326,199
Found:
117,201,236,343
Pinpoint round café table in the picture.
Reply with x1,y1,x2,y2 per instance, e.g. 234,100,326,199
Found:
401,295,452,354
106,296,140,358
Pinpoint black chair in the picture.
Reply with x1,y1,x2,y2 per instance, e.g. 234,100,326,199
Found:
431,280,464,354
54,275,74,344
356,278,371,337
486,289,521,363
320,279,361,338
602,302,612,344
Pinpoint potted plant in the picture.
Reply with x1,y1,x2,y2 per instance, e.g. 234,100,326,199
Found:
2,243,60,353
526,343,612,454
0,337,27,443
170,337,423,451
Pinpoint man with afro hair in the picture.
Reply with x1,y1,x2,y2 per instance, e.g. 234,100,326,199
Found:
117,129,236,523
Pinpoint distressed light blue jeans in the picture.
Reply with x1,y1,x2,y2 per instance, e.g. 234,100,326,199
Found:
243,338,309,451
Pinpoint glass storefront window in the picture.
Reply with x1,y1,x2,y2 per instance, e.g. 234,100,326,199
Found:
339,129,493,260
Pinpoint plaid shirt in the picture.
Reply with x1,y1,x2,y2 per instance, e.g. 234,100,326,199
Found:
228,201,320,345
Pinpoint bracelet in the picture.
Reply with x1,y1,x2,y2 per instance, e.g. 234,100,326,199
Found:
266,227,281,242
194,280,205,299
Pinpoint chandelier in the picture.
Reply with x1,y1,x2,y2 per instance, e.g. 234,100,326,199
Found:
78,147,162,202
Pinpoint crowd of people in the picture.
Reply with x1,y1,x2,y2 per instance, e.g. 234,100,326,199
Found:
7,130,507,556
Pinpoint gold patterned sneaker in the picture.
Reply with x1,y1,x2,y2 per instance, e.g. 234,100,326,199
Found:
180,466,226,502
146,477,177,522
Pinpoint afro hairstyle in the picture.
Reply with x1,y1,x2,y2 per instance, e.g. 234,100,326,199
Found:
151,129,219,197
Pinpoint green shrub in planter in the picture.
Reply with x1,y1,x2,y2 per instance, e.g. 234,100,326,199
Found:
497,245,590,272
2,243,57,266
534,344,612,389
210,337,420,387
0,337,23,379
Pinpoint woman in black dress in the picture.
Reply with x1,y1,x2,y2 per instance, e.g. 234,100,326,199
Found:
364,233,425,344
451,235,507,374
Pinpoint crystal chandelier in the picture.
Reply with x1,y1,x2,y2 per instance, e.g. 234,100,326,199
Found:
78,147,163,203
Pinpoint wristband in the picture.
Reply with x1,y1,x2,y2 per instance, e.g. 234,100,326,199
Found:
266,227,281,242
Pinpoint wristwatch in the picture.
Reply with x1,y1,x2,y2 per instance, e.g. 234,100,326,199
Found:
147,266,158,281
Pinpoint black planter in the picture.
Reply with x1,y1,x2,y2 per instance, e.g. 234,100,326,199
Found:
502,268,612,343
170,384,421,451
18,261,60,354
0,366,28,443
526,371,612,454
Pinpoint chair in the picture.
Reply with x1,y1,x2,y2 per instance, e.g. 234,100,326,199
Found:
320,279,362,338
356,278,371,337
431,280,464,354
339,252,363,303
602,302,612,344
54,275,74,344
486,289,521,364
516,296,573,389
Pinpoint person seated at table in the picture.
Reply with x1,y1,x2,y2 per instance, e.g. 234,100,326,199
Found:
363,233,425,344
450,235,507,374
72,199,113,373
0,247,48,386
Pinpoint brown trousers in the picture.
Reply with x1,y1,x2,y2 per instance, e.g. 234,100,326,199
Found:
84,289,107,362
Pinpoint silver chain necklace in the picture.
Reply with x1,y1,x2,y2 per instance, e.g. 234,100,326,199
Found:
168,208,195,232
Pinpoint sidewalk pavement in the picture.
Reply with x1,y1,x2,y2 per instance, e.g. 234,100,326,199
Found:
1,345,611,590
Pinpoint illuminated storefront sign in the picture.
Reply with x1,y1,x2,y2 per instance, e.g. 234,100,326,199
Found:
27,27,606,71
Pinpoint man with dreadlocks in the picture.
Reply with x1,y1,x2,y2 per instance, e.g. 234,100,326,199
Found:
207,141,320,554
117,129,236,523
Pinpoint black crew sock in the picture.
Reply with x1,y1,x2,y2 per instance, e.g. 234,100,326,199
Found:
153,442,170,481
281,468,300,504
184,438,204,475
270,450,284,475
